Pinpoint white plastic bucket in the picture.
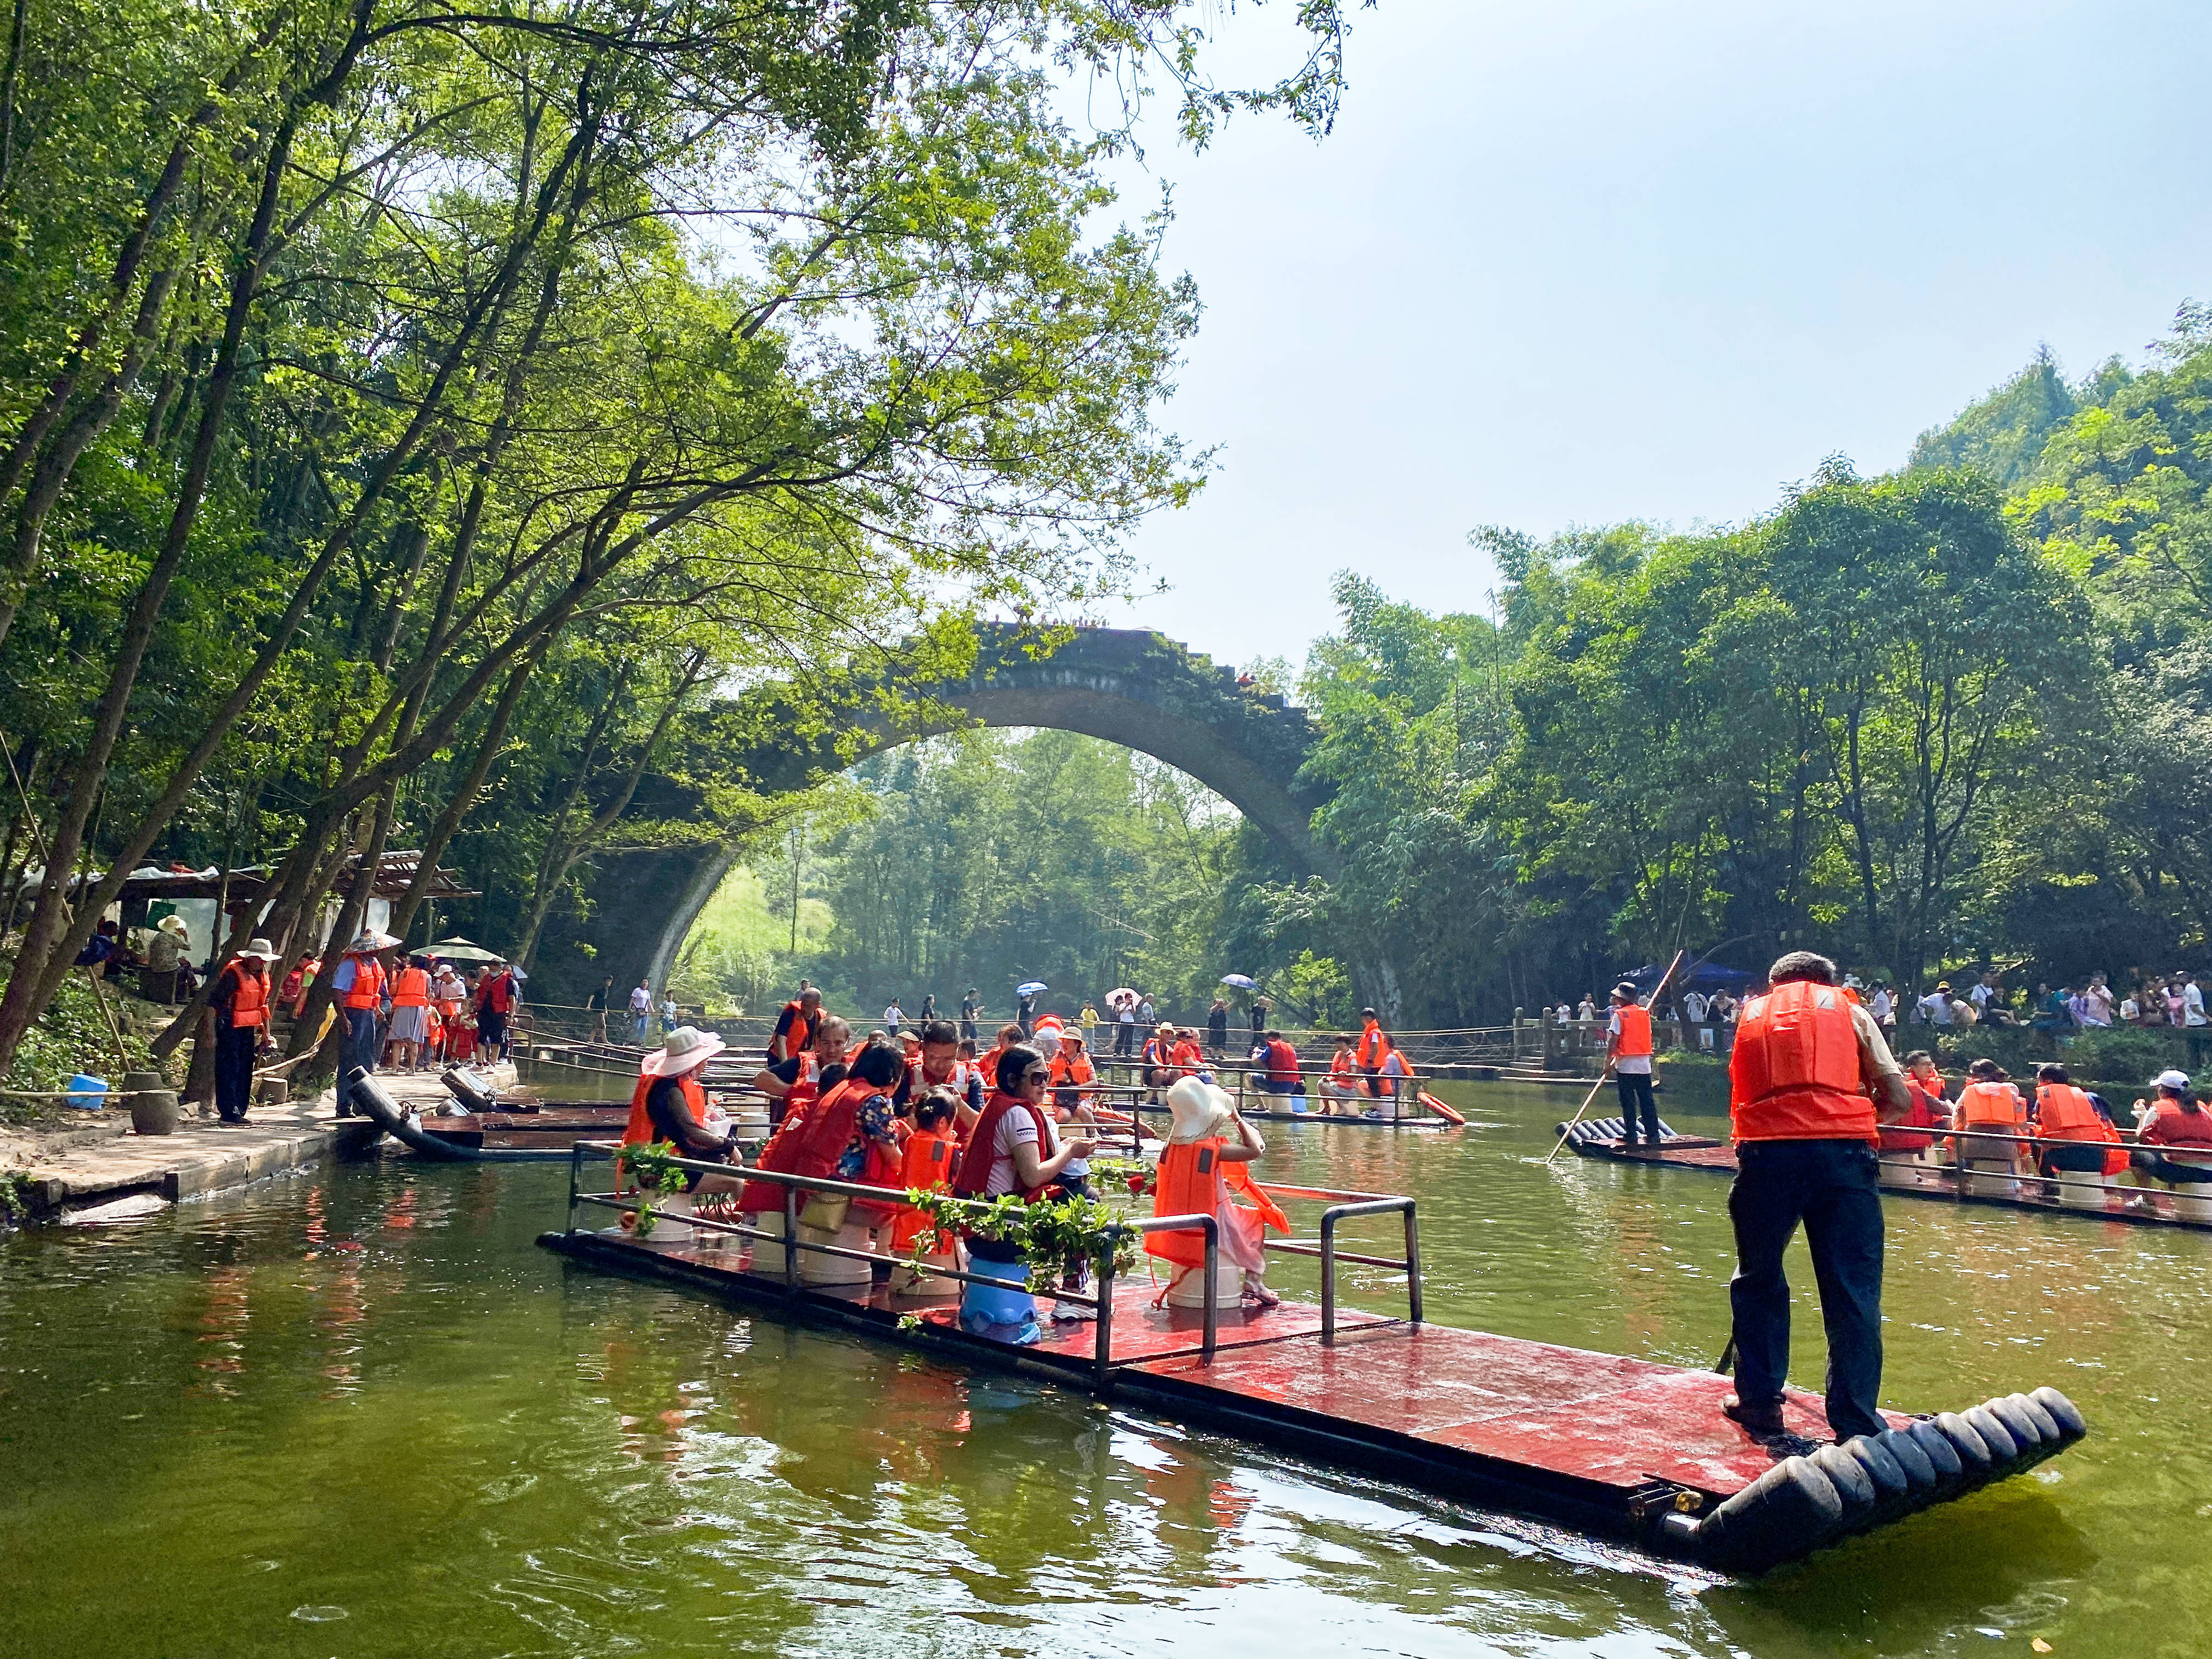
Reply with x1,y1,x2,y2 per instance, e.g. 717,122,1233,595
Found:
2171,1182,2212,1223
748,1206,791,1276
890,1246,963,1299
641,1194,693,1245
1962,1158,2019,1199
2056,1171,2111,1209
797,1218,876,1286
1163,1255,1243,1308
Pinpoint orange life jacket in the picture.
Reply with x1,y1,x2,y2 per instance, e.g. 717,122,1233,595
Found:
1355,1019,1385,1068
1612,1003,1654,1058
775,1001,815,1059
949,1091,1054,1201
1169,1039,1203,1073
1144,1138,1289,1267
2035,1083,2126,1173
1878,1080,1947,1152
2035,1084,2103,1138
1956,1079,2025,1127
890,1127,959,1252
219,961,270,1029
623,1071,707,1148
1048,1052,1096,1092
1262,1039,1300,1082
391,966,431,1008
340,955,386,1011
1329,1048,1355,1077
1729,978,1875,1143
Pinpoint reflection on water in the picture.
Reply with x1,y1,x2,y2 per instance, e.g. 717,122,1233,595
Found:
1,1085,2206,1657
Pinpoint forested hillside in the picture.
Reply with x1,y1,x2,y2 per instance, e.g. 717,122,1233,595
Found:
699,307,2212,1030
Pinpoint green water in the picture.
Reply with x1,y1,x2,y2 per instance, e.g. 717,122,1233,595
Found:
2,1083,2204,1657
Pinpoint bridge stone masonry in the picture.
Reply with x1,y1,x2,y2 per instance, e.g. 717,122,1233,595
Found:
522,626,1363,1015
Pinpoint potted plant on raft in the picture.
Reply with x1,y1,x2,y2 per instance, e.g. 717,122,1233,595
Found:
894,1187,1141,1295
615,1141,692,1240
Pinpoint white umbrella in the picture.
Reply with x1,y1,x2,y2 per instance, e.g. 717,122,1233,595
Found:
1107,987,1137,1009
1220,973,1258,990
428,937,503,963
1017,980,1048,996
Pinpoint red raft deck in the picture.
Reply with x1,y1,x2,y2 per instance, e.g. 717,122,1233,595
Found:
538,1223,2085,1576
1557,1115,2212,1233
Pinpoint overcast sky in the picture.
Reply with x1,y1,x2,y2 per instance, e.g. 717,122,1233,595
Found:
1079,0,2212,674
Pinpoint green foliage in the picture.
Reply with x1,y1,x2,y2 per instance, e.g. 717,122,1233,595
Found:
0,963,154,1104
895,1186,1138,1290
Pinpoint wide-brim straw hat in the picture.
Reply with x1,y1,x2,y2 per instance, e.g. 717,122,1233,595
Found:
239,938,279,961
157,914,190,937
644,1024,726,1077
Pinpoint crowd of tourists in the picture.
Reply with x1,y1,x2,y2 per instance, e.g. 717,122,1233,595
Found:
202,929,525,1125
621,986,1291,1342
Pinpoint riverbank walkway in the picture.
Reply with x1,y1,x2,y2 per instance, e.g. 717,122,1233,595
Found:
9,1063,510,1221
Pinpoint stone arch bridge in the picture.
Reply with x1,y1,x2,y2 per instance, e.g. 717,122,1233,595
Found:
525,627,1359,1014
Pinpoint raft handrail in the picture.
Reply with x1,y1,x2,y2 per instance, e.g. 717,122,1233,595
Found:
558,1141,1227,1376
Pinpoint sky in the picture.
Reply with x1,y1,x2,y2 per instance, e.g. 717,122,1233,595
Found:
1077,0,2212,674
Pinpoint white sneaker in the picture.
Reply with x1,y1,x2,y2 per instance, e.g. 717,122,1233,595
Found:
1051,1300,1098,1322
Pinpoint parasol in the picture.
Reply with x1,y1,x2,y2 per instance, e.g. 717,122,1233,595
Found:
427,937,503,963
1220,973,1258,990
1016,980,1048,996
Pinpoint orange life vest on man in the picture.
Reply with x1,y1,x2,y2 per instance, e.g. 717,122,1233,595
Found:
775,1000,816,1059
391,966,430,1008
2034,1084,2102,1138
341,955,386,1011
1956,1079,2025,1127
1728,978,1875,1143
890,1126,959,1252
2035,1083,2125,1173
1612,1003,1654,1058
1262,1039,1300,1083
1355,1019,1385,1068
1878,1081,1946,1152
219,960,270,1029
1169,1039,1203,1074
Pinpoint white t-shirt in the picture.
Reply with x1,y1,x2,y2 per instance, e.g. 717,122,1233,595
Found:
985,1104,1055,1197
2188,984,2207,1027
1577,999,1596,1023
1683,992,1709,1022
1968,982,1995,1008
1606,1008,1651,1075
1918,992,1953,1026
629,985,651,1013
884,1003,903,1028
1868,989,1892,1021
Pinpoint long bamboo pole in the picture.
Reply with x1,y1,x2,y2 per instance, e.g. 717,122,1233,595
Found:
1544,949,1688,1165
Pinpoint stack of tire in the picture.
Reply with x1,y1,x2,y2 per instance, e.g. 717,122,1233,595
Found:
1669,1387,2086,1575
1554,1118,1678,1145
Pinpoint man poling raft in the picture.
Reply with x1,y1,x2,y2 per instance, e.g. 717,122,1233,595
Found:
1147,1077,1288,1307
1723,951,1912,1441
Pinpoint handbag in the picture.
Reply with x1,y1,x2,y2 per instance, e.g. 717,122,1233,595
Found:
798,1192,850,1232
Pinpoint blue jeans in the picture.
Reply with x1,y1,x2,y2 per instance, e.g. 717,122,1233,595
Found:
1728,1139,1886,1440
342,1008,379,1111
634,1012,650,1043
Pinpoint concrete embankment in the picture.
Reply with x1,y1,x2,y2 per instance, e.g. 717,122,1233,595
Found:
6,1065,512,1222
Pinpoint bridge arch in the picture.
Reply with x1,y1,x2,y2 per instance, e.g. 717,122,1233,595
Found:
526,627,1361,1015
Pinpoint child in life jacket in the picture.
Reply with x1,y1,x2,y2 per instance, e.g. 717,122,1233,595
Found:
1148,1078,1288,1307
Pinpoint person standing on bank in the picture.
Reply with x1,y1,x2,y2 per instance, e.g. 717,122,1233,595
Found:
1723,951,1911,1441
1606,981,1662,1147
587,975,614,1043
330,931,395,1118
209,938,278,1124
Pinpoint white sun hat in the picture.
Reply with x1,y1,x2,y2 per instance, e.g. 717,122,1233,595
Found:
644,1025,727,1077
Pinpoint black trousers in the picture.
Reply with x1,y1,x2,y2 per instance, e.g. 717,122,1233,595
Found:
1615,1070,1660,1141
1114,1022,1136,1057
215,1023,257,1120
1728,1139,1887,1441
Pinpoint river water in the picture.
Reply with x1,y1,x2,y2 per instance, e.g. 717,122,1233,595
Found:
3,1081,2205,1658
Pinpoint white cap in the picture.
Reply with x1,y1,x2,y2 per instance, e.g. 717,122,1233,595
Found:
2155,1069,2193,1091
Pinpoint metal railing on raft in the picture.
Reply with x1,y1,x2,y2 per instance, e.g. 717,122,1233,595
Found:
561,1139,1222,1388
558,1143,1425,1374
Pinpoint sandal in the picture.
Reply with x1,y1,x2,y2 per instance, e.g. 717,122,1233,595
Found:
1241,1284,1281,1308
